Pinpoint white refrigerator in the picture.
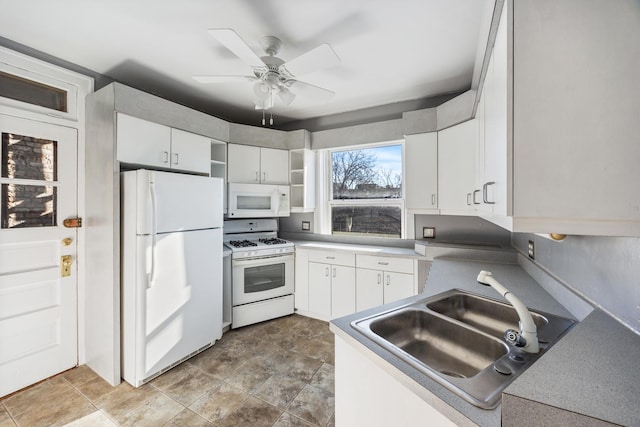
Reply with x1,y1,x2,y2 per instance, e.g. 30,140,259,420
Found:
121,169,223,387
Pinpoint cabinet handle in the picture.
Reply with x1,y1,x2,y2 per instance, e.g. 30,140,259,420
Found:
326,256,335,260
162,151,169,164
431,193,437,206
332,268,336,278
263,172,267,182
377,274,381,284
255,171,259,182
173,153,179,165
467,193,472,205
377,262,389,266
483,182,496,204
473,189,481,205
325,267,329,277
386,275,390,286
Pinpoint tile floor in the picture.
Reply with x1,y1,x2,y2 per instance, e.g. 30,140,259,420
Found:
0,314,336,427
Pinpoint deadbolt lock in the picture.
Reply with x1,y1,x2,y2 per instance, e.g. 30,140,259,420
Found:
61,255,72,277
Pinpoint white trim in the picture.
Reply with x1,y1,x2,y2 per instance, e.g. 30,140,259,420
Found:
0,46,94,366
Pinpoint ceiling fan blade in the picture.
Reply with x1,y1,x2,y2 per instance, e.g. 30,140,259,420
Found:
208,29,265,68
193,75,257,84
279,44,341,77
288,80,335,99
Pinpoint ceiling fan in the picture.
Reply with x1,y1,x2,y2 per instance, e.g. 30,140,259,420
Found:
194,29,341,123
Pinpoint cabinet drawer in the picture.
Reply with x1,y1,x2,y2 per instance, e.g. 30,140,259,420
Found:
308,250,355,267
356,254,414,274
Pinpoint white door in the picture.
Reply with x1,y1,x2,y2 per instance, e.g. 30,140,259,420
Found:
356,268,383,312
227,144,260,183
169,128,210,174
308,262,331,319
0,114,78,397
330,265,356,319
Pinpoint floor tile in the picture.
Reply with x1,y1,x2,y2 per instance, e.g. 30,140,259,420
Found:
309,364,335,396
225,357,274,393
9,385,96,427
93,382,159,421
163,408,215,426
252,374,307,409
112,391,183,426
286,384,335,427
150,363,219,406
189,382,249,424
272,411,316,427
63,410,116,426
3,377,71,417
216,396,282,427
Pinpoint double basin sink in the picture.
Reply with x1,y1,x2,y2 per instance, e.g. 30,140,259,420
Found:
351,289,575,409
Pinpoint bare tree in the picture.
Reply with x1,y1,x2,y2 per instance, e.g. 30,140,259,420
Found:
332,150,378,198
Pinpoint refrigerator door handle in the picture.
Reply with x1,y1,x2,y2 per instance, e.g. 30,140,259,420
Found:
148,173,157,287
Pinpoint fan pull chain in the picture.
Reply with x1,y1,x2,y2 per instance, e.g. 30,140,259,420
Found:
270,110,273,126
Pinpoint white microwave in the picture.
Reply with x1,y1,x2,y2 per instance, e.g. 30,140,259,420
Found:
227,183,290,218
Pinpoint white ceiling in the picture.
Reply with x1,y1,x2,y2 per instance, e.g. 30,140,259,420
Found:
0,0,494,128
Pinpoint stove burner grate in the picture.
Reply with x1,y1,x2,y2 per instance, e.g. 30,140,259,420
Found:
259,238,288,245
229,240,258,248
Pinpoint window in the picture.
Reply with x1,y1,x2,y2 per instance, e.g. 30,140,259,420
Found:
329,143,403,238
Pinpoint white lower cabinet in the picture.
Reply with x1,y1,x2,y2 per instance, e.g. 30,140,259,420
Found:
306,250,356,321
296,248,419,320
356,254,415,312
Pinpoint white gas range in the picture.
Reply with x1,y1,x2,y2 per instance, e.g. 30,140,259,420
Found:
223,219,295,328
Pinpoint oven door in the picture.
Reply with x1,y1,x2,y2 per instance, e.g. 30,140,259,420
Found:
232,254,294,306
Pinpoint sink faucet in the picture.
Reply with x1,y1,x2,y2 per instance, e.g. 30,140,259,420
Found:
477,270,539,353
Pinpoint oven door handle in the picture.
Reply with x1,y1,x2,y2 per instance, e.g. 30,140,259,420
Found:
232,253,295,267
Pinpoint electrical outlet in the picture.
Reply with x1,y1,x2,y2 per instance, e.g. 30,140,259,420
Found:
528,240,535,259
301,221,310,231
423,227,436,239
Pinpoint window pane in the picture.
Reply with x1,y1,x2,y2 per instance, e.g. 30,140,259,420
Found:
0,71,68,112
1,184,57,228
2,133,57,181
332,145,402,200
332,205,401,238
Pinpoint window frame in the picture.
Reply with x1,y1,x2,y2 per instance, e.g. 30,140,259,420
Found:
317,140,406,239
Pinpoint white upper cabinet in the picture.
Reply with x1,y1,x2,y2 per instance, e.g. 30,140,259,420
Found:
260,147,289,184
169,128,211,174
227,144,289,185
116,113,210,174
475,1,640,236
404,132,438,212
117,113,171,169
438,119,478,215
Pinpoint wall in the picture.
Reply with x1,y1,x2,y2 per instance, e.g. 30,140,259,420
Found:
512,233,640,334
280,213,511,249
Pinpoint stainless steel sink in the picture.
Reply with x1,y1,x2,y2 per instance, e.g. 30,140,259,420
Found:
351,289,576,409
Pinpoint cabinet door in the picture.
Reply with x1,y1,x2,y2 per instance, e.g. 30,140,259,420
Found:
482,9,509,218
260,147,289,184
438,120,477,215
116,113,171,168
308,262,331,319
405,133,438,211
227,144,260,183
169,128,210,174
356,268,383,312
331,265,356,318
383,272,414,304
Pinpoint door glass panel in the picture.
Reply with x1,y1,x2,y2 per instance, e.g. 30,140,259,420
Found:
2,133,57,181
244,263,285,293
237,195,271,210
0,71,68,113
1,132,58,229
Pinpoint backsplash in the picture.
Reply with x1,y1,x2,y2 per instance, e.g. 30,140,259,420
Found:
512,233,640,334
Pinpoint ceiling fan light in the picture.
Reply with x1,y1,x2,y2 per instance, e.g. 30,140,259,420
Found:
253,81,271,100
278,88,296,106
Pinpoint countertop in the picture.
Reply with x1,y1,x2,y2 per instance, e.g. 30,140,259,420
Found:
292,239,517,263
331,257,640,426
